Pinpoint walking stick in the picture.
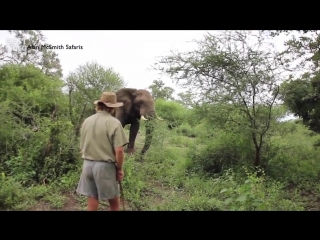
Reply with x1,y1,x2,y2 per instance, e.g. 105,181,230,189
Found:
119,181,125,211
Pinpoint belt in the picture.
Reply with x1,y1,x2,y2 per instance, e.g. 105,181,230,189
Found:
84,158,115,163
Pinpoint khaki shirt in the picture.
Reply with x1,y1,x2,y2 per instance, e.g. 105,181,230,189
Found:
80,111,128,162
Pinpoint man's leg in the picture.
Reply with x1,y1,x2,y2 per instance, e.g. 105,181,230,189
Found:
108,197,120,211
87,196,99,211
93,161,120,211
76,160,99,211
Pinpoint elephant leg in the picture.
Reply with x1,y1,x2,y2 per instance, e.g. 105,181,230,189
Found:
126,120,140,154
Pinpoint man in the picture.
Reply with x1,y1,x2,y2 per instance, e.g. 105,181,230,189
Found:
76,92,129,211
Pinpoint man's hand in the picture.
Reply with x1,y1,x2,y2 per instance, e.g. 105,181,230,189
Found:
116,169,124,182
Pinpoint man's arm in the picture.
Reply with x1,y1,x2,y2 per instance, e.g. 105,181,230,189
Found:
114,146,124,169
113,123,129,169
79,120,86,153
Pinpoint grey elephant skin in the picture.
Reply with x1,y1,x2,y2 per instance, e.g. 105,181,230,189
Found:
115,88,159,156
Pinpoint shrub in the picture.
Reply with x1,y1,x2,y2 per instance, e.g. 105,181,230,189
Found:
155,168,304,211
187,130,254,175
155,99,189,129
175,123,196,138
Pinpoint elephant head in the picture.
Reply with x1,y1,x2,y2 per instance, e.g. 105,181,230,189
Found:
115,88,161,155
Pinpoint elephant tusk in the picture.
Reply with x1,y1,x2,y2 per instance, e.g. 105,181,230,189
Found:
140,115,148,121
156,116,163,121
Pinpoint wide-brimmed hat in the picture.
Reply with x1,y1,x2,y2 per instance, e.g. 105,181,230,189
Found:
94,92,123,108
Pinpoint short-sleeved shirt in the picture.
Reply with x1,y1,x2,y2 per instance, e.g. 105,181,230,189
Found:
80,111,129,162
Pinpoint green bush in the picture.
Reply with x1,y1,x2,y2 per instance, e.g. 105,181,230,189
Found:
155,168,304,211
266,148,320,185
0,65,79,186
175,123,197,138
0,173,49,210
155,99,189,129
4,119,80,185
122,156,149,210
265,123,320,186
187,130,254,175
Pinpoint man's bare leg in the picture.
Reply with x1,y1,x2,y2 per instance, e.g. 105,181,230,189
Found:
108,197,120,211
87,196,99,211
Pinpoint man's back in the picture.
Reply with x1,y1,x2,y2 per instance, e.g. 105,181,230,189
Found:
80,111,123,162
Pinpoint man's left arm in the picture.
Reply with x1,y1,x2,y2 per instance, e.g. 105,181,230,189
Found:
79,120,86,154
113,123,129,169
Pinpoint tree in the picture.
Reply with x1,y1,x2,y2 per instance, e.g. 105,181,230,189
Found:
279,73,320,132
176,89,196,108
66,61,126,136
269,31,320,132
268,30,320,73
148,80,175,100
0,30,63,78
154,30,283,166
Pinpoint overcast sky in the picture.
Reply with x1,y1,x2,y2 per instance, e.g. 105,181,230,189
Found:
0,30,289,98
0,30,222,97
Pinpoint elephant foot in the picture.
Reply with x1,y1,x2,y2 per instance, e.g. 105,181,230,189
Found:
125,148,135,155
138,153,144,162
137,152,146,162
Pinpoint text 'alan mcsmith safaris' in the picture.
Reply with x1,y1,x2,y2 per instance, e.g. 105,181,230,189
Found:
27,44,83,50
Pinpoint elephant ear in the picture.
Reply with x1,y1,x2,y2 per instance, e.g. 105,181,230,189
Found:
116,88,137,115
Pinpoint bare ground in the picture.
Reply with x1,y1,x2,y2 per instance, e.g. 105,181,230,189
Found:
28,193,82,211
27,193,132,211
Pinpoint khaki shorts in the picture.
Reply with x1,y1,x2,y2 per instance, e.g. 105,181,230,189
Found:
76,160,119,201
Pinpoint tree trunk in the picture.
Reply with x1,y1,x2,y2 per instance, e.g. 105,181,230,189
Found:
254,146,261,166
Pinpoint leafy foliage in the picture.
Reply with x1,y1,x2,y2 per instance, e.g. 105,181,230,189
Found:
0,64,76,184
148,79,175,100
0,30,63,78
153,30,284,166
65,61,126,137
155,98,188,129
274,30,320,132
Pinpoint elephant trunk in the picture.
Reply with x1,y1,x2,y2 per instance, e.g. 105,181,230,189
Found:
139,107,161,155
140,116,155,155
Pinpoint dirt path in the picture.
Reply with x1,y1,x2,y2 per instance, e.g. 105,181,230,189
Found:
28,193,132,211
28,193,82,211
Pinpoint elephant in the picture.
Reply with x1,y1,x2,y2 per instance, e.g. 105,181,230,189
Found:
114,88,162,155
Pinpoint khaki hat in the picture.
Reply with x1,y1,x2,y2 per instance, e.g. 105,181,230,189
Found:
94,92,123,108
